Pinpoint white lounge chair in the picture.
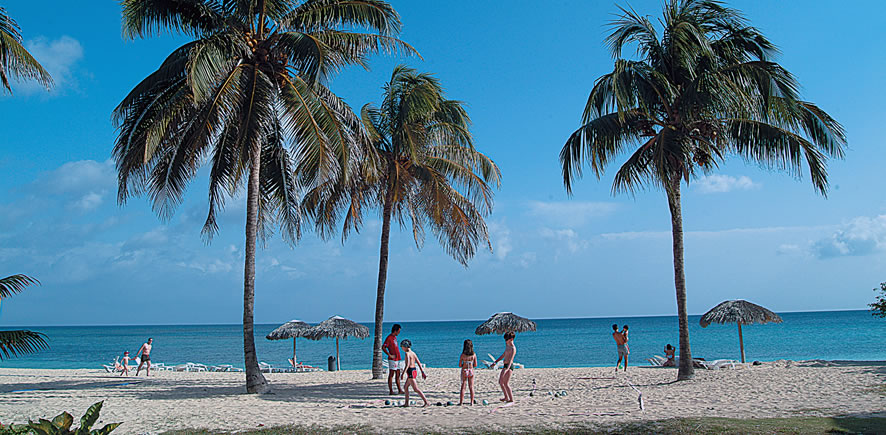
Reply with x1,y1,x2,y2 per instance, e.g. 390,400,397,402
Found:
699,359,743,370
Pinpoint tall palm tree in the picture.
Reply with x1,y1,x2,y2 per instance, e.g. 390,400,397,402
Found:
113,0,413,393
560,0,845,380
0,5,53,94
0,274,48,359
305,65,501,378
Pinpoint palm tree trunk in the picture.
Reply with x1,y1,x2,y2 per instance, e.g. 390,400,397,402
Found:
244,148,269,393
371,187,395,379
666,176,694,381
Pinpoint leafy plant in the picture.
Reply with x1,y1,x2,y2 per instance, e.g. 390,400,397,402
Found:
870,282,886,318
0,274,48,359
22,402,119,435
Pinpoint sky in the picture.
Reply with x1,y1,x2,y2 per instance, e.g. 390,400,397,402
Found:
1,0,885,326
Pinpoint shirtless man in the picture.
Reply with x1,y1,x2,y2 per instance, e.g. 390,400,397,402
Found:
382,324,403,395
493,331,516,402
613,324,629,371
135,338,153,376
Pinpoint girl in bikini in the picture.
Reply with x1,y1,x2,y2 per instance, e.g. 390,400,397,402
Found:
399,340,429,407
458,339,477,405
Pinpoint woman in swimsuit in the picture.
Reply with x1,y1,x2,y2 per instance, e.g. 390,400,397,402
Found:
399,340,429,407
458,339,477,405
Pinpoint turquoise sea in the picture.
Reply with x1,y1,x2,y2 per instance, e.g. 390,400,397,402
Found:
1,310,883,370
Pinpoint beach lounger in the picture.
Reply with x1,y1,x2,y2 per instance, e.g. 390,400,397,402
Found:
647,355,666,366
699,359,743,370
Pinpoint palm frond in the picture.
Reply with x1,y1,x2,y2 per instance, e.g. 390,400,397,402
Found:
0,330,48,360
0,274,39,299
0,7,52,94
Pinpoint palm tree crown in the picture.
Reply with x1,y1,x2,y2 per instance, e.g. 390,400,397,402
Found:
305,65,501,378
561,0,845,195
559,0,846,381
112,0,413,393
0,6,52,94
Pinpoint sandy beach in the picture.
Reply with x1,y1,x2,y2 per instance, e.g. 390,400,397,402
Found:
1,361,884,434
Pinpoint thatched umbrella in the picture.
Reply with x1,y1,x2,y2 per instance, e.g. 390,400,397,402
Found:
700,300,783,363
304,316,370,371
475,312,537,335
266,320,312,369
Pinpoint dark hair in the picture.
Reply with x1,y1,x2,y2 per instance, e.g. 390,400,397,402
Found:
622,325,628,330
462,339,474,356
504,332,515,341
400,339,411,349
391,324,401,333
612,324,618,331
666,344,673,350
148,337,153,341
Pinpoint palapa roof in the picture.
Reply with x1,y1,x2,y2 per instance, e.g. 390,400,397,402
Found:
700,300,783,327
475,312,537,335
266,320,312,340
304,316,370,340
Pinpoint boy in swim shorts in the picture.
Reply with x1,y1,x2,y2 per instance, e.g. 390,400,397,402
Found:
493,332,516,403
399,340,428,407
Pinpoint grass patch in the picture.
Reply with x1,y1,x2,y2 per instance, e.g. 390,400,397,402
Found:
162,416,886,434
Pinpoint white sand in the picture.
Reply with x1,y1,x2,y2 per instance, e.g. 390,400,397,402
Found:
1,361,884,434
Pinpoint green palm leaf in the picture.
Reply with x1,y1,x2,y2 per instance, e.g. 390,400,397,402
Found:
0,330,48,360
0,6,52,94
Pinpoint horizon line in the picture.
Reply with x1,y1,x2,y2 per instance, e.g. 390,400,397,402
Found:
1,308,870,329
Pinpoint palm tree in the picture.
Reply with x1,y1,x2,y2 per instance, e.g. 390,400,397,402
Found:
113,0,413,393
0,274,48,359
560,0,845,380
0,5,53,94
305,65,501,379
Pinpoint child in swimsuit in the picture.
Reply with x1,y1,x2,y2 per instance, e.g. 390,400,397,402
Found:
493,332,516,403
399,340,429,407
120,351,130,376
458,339,477,405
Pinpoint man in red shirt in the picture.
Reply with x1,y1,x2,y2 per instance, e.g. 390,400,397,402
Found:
383,324,403,394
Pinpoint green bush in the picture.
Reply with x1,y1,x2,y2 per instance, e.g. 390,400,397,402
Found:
0,402,120,435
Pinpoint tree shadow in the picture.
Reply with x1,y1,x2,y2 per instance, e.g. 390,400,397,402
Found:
0,377,143,394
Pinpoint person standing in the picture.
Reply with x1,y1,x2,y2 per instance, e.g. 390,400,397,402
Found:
135,338,153,376
382,324,403,395
399,340,429,407
613,324,629,372
493,332,516,403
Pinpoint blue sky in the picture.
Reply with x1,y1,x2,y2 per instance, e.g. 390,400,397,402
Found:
1,0,885,326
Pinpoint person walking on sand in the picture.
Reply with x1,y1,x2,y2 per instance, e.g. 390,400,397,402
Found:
613,324,629,372
120,351,131,376
135,338,153,376
493,332,516,403
399,340,429,407
458,339,477,405
382,324,403,395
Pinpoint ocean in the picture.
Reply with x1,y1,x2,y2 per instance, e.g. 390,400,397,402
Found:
1,310,883,370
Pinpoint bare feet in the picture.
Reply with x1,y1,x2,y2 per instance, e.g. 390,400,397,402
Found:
422,402,429,407
499,398,508,402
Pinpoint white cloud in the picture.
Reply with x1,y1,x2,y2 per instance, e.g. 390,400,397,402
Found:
694,174,760,194
487,221,512,260
71,192,103,211
540,228,589,253
17,36,84,94
813,215,886,259
527,201,618,226
34,159,116,212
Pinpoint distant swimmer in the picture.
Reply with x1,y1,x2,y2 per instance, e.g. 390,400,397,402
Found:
135,338,153,376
